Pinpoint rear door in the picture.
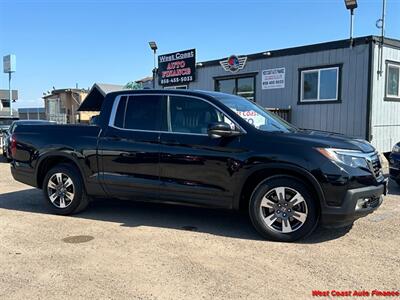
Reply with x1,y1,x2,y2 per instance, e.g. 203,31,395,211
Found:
98,94,166,200
159,95,244,208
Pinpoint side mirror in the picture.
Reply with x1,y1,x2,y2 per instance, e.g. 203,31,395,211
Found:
207,122,242,139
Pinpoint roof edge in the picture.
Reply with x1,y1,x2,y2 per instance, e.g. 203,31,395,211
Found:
198,35,400,67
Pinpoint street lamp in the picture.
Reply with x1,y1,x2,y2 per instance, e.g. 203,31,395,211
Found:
344,0,358,47
148,41,158,89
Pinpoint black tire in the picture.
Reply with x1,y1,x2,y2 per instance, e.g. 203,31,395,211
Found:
42,163,89,215
396,179,400,187
249,176,318,242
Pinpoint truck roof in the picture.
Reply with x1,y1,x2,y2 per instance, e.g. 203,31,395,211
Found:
78,89,226,112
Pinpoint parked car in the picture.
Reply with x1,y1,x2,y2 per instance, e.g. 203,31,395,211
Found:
2,120,55,161
0,117,19,133
9,90,387,242
389,142,400,186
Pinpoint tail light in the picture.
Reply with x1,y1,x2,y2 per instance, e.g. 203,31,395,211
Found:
10,134,17,158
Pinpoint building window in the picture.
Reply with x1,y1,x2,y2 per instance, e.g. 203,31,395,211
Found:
386,62,400,99
215,76,255,101
299,65,340,103
1,99,10,108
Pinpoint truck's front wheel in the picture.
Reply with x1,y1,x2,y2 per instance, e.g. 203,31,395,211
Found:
249,177,318,242
43,163,89,215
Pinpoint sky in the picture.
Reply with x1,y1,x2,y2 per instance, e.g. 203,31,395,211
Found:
0,0,399,108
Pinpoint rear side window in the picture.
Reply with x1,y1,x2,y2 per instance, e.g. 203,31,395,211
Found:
114,96,128,128
124,95,164,131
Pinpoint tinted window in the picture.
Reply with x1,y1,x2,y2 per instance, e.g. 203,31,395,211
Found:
387,64,400,97
215,77,255,101
216,79,235,94
169,96,223,134
302,71,318,100
124,95,163,131
237,77,255,101
114,96,127,128
320,68,338,100
301,67,339,102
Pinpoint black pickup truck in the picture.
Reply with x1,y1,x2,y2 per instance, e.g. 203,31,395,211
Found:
10,90,387,241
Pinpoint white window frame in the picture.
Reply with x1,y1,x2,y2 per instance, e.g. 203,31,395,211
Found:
300,66,339,103
386,63,400,99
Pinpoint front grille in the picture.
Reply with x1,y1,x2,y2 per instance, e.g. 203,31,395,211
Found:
370,154,382,178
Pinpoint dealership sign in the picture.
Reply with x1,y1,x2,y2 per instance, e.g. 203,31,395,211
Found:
220,55,247,73
262,67,285,89
158,49,196,86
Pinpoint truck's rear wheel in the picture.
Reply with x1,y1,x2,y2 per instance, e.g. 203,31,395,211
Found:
249,177,318,242
43,163,89,215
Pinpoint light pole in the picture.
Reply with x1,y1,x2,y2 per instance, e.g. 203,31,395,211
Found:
344,0,358,48
376,0,386,76
149,41,158,89
3,55,16,116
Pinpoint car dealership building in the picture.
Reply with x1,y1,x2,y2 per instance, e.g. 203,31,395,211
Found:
154,36,400,153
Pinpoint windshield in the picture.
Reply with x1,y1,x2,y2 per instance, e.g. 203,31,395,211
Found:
216,94,296,133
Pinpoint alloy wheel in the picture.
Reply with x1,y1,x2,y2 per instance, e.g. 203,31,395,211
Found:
47,172,75,209
259,186,308,233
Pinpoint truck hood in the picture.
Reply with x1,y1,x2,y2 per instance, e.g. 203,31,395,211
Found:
280,129,376,153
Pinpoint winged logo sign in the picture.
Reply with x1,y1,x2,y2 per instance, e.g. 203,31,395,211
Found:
220,55,247,73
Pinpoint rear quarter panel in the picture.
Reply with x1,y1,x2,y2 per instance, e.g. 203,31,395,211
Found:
12,124,102,194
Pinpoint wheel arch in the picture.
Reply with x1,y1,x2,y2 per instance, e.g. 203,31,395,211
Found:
236,164,325,213
35,152,86,190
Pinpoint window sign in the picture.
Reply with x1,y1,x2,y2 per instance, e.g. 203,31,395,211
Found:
232,109,265,128
262,68,285,89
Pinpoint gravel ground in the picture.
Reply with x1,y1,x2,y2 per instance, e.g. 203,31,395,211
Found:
0,157,399,299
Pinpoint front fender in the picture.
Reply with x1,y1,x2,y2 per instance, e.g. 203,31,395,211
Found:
233,162,326,210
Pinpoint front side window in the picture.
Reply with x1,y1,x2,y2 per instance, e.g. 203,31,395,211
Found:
215,76,255,101
300,66,339,102
169,96,225,134
386,63,400,98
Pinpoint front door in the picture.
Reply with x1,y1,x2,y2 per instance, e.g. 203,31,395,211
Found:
159,95,244,208
99,94,166,200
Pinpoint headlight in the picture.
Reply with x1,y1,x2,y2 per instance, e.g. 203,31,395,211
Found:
392,144,400,153
316,148,369,169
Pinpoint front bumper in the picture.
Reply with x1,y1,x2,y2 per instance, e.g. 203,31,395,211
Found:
320,179,387,227
389,152,400,181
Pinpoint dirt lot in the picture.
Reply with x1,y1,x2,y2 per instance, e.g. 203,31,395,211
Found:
0,157,399,300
